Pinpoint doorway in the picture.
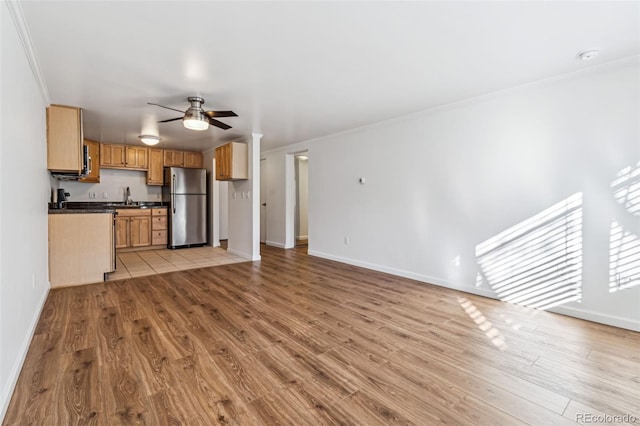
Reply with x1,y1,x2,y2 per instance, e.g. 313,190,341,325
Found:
294,153,309,247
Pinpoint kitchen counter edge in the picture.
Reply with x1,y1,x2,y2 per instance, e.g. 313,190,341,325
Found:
49,209,117,214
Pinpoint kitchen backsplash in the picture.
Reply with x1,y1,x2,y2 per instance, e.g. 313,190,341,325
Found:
53,169,162,202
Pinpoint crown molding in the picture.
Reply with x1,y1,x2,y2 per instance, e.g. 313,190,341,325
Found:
5,0,50,104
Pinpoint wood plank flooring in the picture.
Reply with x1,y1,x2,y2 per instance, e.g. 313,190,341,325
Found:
4,245,640,425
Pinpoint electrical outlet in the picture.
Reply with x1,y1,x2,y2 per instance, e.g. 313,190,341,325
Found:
102,192,108,198
89,192,96,199
344,236,350,245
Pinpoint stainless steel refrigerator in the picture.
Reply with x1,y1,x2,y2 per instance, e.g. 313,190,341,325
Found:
163,167,207,248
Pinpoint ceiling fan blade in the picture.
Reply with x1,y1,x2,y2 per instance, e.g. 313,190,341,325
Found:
207,117,231,130
203,110,238,118
158,117,183,123
147,102,185,114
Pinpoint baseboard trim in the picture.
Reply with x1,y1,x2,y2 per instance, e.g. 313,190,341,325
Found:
266,240,286,249
308,250,497,299
307,250,640,332
1,285,50,421
296,235,308,240
548,305,640,332
226,247,258,261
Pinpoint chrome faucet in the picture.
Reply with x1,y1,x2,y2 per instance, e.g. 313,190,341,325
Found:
125,187,133,205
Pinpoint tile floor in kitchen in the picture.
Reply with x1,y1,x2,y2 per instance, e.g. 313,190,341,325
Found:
107,245,246,280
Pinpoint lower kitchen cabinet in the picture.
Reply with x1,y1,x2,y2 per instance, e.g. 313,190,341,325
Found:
130,216,151,247
116,207,167,250
115,216,129,249
49,213,115,287
151,207,168,246
115,209,151,249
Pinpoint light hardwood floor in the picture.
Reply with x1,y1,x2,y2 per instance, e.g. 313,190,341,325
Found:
4,246,640,425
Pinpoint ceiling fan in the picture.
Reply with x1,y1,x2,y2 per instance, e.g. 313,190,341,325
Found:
148,96,237,131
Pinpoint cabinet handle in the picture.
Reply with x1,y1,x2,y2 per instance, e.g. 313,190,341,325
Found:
88,156,92,174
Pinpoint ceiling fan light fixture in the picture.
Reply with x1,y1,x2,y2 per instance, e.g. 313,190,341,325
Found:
183,115,209,131
183,104,209,131
138,134,161,145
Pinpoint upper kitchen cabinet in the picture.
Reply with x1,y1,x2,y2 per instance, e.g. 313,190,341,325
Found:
184,151,203,169
79,139,100,183
101,144,147,170
147,148,164,185
215,142,248,181
125,146,148,170
100,144,125,167
47,105,84,173
163,149,202,168
163,150,184,167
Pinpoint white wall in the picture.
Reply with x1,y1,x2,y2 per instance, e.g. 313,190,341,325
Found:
263,59,640,331
295,157,309,239
0,2,51,418
227,134,261,260
60,168,162,202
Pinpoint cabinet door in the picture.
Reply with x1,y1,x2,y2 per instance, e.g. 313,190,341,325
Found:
215,145,227,180
130,216,151,247
115,217,129,249
146,149,164,185
47,105,83,173
80,139,100,183
163,150,184,167
101,144,126,167
184,151,203,168
125,147,148,169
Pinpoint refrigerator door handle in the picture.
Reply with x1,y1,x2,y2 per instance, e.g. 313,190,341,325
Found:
172,174,176,214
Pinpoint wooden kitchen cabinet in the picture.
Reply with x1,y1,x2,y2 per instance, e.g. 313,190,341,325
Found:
215,142,248,180
125,146,148,169
79,139,100,183
183,151,203,168
100,144,126,167
130,216,152,247
49,213,114,287
47,105,84,173
115,209,151,249
114,216,130,249
163,150,184,167
146,148,164,185
101,144,147,170
164,150,202,168
151,208,168,246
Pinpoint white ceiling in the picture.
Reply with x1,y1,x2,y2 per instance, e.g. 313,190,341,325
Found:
20,1,640,152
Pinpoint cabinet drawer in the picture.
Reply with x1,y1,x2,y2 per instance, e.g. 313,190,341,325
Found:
152,208,168,216
152,216,167,230
152,230,167,246
116,209,151,217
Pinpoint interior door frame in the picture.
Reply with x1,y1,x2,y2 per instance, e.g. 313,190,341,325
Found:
285,150,309,249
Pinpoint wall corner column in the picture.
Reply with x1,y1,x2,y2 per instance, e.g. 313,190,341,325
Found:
250,133,262,260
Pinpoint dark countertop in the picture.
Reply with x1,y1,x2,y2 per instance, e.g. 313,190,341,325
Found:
49,208,116,214
48,201,168,214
